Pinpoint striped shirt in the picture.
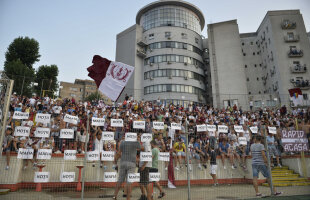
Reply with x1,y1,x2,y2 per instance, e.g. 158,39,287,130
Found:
250,143,265,165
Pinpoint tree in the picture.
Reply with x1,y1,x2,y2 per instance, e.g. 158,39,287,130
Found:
4,60,35,96
5,36,40,68
35,65,59,97
85,91,102,102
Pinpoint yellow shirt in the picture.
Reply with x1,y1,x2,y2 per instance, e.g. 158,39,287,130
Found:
174,142,186,152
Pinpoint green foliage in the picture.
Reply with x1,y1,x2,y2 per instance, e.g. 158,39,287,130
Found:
85,91,102,102
35,65,59,96
5,36,40,68
4,60,35,96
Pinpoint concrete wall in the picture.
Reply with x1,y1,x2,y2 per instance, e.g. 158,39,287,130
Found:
208,20,249,110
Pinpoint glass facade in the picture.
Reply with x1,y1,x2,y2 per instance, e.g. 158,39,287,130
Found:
144,84,204,96
144,69,204,82
144,54,204,69
141,6,201,34
148,41,202,55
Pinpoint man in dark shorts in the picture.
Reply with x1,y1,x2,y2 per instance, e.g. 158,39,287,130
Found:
138,140,152,200
251,135,282,197
111,138,141,200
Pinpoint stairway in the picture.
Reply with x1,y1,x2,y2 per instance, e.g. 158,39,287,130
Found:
262,166,310,187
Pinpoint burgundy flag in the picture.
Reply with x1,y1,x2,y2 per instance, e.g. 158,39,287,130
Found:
288,88,303,106
87,55,134,101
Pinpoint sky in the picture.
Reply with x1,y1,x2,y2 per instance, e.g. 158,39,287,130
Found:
0,0,309,83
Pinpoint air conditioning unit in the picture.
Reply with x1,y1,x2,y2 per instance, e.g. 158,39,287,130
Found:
150,63,153,66
169,75,172,79
167,61,171,64
290,78,295,83
167,37,171,40
184,76,188,80
150,77,154,80
184,62,188,65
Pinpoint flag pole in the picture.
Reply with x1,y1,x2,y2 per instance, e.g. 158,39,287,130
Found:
81,115,90,199
295,118,307,178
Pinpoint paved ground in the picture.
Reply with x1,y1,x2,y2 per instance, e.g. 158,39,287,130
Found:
1,184,310,200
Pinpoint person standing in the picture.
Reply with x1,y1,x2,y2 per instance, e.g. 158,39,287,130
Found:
250,136,282,197
111,137,141,200
209,146,218,186
150,140,165,198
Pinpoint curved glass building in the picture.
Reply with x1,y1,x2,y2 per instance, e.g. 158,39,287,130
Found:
116,0,209,107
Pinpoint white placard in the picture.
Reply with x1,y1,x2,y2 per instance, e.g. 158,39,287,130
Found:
34,172,50,183
125,132,137,142
268,127,277,134
102,132,115,141
101,151,115,161
171,123,181,130
60,172,75,182
197,124,207,132
207,125,217,132
238,137,247,145
250,126,258,134
63,114,78,125
128,173,140,183
159,152,170,161
14,126,30,137
218,125,228,133
34,127,50,138
111,119,123,127
234,125,244,133
13,111,29,120
64,150,77,160
87,151,100,161
60,129,74,139
133,121,145,129
141,133,152,142
149,173,161,182
17,148,34,159
37,149,52,160
91,117,105,126
35,113,51,124
153,122,164,130
140,152,152,162
104,172,117,182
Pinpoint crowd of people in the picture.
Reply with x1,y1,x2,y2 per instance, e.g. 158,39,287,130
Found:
2,94,310,171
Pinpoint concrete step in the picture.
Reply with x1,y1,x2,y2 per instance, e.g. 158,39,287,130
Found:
273,166,289,170
262,182,310,187
272,174,299,178
0,189,10,195
271,170,294,174
273,177,308,182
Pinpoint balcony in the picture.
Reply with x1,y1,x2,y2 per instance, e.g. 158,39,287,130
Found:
137,39,147,47
137,49,146,58
293,79,310,89
291,64,307,73
284,35,299,42
281,21,296,29
288,49,303,57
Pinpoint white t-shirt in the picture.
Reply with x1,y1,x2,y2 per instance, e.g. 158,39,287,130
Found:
94,138,104,153
52,106,62,114
29,98,36,106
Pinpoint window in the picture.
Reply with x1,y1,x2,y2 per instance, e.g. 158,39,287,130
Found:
293,61,300,65
255,64,257,67
250,41,253,45
247,78,249,81
257,51,260,55
268,38,271,44
165,32,171,38
259,91,261,94
242,42,244,46
195,38,199,44
245,65,247,68
248,92,251,95
181,33,187,39
149,33,154,40
257,77,259,81
287,32,294,40
253,52,255,55
243,53,246,56
303,94,308,100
